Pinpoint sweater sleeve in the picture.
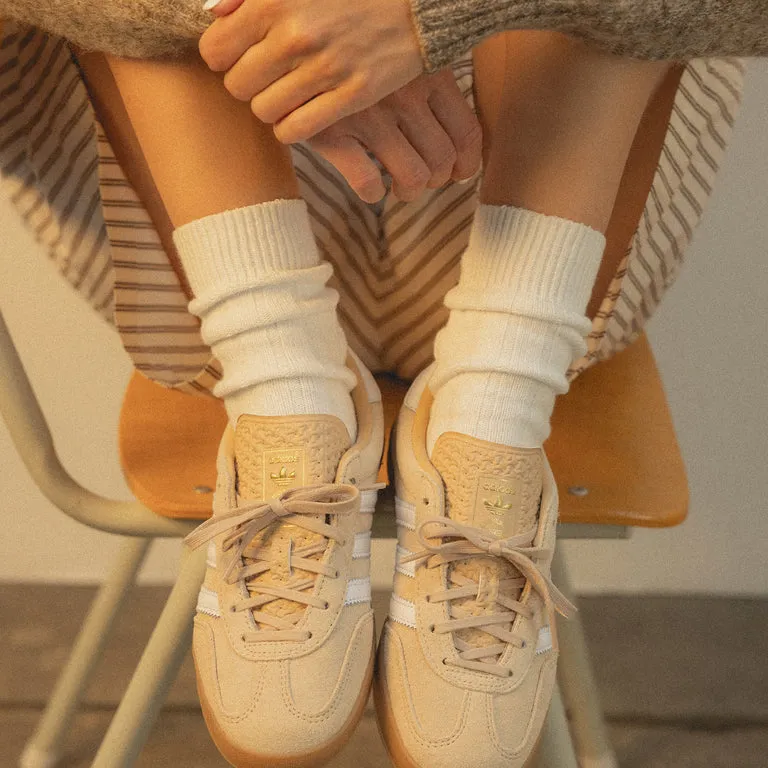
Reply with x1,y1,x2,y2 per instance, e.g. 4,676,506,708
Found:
410,0,768,70
0,0,210,59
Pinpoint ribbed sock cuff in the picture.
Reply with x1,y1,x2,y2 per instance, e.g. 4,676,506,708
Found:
172,199,319,298
448,205,606,316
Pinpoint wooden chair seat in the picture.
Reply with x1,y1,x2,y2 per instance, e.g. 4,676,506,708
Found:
549,334,687,527
119,377,227,519
119,333,687,527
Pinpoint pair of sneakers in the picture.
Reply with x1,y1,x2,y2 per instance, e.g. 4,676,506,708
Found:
186,356,573,767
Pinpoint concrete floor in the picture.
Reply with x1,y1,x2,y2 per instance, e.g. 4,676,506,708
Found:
1,586,767,767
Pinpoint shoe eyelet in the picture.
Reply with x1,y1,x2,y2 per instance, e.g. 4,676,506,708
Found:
441,657,448,666
349,477,357,485
307,632,314,640
428,624,436,633
322,601,330,610
229,605,236,613
425,595,432,603
422,497,430,506
521,640,527,649
240,634,246,642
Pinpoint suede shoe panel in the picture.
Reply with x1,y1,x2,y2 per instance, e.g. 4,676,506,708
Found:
189,357,383,765
376,369,569,768
288,605,374,714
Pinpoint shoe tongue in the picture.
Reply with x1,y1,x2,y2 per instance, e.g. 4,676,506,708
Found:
234,414,351,500
232,414,351,627
430,433,543,651
430,433,543,536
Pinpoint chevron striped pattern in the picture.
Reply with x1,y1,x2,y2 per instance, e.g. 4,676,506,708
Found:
0,22,745,391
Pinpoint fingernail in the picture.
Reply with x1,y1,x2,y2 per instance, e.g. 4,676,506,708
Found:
203,0,221,9
456,168,481,185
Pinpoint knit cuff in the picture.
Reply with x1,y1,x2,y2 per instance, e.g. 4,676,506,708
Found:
410,0,590,71
172,199,320,299
449,204,606,316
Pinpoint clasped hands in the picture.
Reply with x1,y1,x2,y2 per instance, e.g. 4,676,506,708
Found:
199,0,482,202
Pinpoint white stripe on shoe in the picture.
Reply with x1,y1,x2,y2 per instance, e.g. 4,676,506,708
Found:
395,497,416,530
352,531,372,559
535,626,553,655
206,541,217,568
196,587,221,618
344,577,371,606
395,544,416,577
360,489,379,514
389,594,417,629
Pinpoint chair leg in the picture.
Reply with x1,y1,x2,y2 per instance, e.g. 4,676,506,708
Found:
20,537,152,768
551,549,619,768
530,684,579,768
90,545,207,768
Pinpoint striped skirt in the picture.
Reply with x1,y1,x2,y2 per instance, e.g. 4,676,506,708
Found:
0,21,745,396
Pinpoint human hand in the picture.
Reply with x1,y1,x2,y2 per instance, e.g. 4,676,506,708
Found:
199,0,425,144
306,69,483,204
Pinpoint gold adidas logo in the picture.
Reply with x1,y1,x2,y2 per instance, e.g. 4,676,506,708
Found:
270,466,296,487
484,494,514,512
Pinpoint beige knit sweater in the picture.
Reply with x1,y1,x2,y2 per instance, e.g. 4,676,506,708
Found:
1,0,765,64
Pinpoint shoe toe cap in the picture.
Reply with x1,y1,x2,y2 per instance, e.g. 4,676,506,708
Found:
378,622,557,768
194,609,374,759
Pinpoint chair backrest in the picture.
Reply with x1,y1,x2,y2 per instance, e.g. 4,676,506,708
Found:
119,333,687,527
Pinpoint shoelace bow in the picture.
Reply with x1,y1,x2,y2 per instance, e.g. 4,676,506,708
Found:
185,484,361,643
402,518,576,677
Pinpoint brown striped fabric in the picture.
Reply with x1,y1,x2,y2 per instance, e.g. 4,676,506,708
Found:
0,21,745,395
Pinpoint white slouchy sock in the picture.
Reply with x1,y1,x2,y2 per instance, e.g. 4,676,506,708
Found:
427,204,606,455
172,199,357,441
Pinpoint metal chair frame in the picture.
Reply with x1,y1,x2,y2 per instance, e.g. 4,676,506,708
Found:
1,309,617,768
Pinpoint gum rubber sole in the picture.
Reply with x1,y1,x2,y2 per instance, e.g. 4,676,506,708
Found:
372,670,419,768
196,641,375,768
373,668,541,768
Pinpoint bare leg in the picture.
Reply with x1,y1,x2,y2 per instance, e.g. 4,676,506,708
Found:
472,32,680,315
77,51,300,229
473,31,671,231
426,32,679,449
76,49,357,436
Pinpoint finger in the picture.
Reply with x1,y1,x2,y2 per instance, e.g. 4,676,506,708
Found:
223,40,290,103
199,5,268,72
427,75,484,182
396,102,457,190
361,123,431,203
273,80,377,144
248,59,339,125
308,134,387,204
203,0,245,17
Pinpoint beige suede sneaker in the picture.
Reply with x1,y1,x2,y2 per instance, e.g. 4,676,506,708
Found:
185,354,384,768
374,367,574,768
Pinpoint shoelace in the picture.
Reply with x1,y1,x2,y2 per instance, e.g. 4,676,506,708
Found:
402,518,576,677
185,484,360,643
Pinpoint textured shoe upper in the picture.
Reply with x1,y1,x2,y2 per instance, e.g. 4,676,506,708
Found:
425,433,557,676
187,354,383,757
378,366,571,766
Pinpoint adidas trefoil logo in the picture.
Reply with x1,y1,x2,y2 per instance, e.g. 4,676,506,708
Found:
484,494,514,512
270,466,296,487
